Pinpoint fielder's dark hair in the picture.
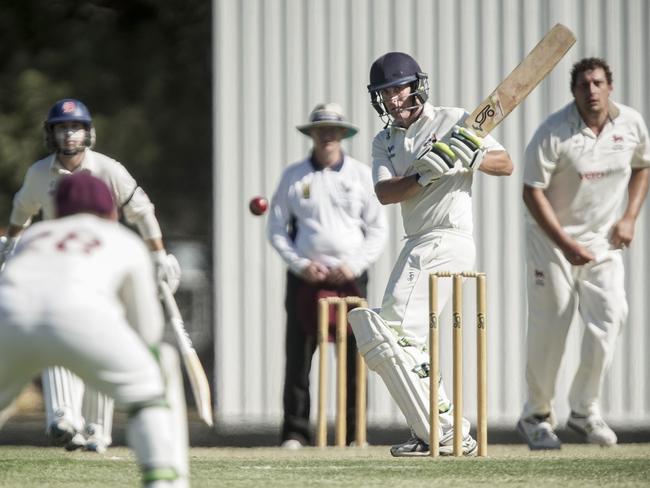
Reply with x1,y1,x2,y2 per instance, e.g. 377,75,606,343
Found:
570,57,613,91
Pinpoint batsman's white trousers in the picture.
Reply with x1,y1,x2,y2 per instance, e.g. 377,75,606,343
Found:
380,229,476,345
369,229,475,440
522,225,627,422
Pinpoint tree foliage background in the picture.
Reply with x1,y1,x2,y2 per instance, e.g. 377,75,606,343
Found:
0,0,212,240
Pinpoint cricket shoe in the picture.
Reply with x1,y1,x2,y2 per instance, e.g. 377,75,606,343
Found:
64,432,88,452
84,437,108,454
47,418,77,447
517,414,561,450
84,423,109,454
567,412,617,447
390,434,430,457
280,439,303,450
438,429,478,456
390,430,477,457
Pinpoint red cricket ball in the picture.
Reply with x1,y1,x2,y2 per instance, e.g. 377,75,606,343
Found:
249,196,268,216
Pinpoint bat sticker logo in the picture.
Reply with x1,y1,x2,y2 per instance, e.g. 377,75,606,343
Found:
472,104,496,132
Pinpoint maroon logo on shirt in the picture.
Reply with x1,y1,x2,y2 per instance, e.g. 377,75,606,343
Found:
612,134,625,151
578,169,612,181
534,269,545,286
56,232,102,254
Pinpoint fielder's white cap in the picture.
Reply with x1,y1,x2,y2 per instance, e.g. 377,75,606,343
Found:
296,103,359,139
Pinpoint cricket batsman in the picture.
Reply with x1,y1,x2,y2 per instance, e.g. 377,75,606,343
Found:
348,52,513,456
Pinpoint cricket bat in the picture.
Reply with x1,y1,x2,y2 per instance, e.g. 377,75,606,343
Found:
465,23,576,137
159,281,214,427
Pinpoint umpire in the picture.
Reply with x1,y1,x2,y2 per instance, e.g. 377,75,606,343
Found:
267,103,387,448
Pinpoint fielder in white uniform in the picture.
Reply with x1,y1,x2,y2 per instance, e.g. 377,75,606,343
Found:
0,172,188,487
348,52,513,456
0,99,181,453
517,57,650,450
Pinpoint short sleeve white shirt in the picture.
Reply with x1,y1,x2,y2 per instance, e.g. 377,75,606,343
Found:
10,149,161,239
371,103,505,237
523,101,650,251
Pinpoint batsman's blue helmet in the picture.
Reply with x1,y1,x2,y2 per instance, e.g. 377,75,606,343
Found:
367,52,429,119
44,99,96,153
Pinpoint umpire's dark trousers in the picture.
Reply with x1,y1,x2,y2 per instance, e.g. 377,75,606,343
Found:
281,270,367,446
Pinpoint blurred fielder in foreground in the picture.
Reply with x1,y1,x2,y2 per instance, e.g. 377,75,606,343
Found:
0,98,180,452
348,52,513,456
518,57,650,450
0,172,188,487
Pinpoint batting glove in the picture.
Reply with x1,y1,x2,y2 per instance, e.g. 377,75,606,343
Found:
152,250,181,294
413,139,457,186
447,126,485,171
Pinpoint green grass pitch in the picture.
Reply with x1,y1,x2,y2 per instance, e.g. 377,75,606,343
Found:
1,444,649,487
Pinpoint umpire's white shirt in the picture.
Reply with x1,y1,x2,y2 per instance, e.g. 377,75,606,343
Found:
267,154,387,277
10,149,162,240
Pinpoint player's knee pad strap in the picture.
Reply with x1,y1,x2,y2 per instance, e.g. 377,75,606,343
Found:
348,308,434,441
128,397,169,417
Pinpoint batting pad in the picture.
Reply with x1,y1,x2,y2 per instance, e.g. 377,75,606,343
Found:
82,388,114,445
348,308,452,441
42,366,84,432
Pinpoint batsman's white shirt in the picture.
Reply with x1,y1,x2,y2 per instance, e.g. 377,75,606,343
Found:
0,214,165,408
267,154,387,276
372,103,504,343
521,101,650,419
372,103,504,237
10,149,162,240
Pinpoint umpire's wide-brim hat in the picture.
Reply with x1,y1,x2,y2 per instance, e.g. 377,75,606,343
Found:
296,103,359,139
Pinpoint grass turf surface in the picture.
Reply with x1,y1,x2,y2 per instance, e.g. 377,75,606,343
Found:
1,444,649,487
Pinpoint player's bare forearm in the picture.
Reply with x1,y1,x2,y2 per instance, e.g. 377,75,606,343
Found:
609,168,650,248
147,237,164,252
623,168,650,220
374,175,422,204
478,151,513,176
7,224,25,238
523,185,594,264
